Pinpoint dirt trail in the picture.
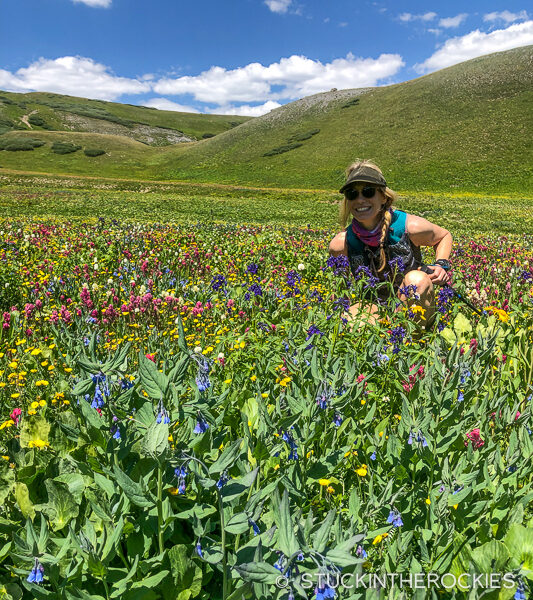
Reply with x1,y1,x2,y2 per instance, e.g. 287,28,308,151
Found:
19,110,38,129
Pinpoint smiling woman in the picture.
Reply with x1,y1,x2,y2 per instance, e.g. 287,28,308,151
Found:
329,159,453,329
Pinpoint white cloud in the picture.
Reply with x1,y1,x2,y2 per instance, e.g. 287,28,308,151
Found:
72,0,112,7
264,0,291,14
0,56,150,100
399,12,437,23
153,53,404,106
439,14,468,28
483,10,529,24
142,98,199,113
208,101,282,116
415,20,533,73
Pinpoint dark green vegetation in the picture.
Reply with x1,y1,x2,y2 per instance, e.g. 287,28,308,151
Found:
0,46,532,195
1,173,532,236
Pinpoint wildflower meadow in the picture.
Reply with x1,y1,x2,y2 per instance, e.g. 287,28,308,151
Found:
0,202,532,599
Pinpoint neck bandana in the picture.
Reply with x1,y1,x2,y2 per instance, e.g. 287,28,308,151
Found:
351,208,392,247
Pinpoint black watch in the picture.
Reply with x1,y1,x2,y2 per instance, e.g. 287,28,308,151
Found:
434,259,451,271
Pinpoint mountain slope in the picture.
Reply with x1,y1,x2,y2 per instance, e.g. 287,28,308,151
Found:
0,46,532,193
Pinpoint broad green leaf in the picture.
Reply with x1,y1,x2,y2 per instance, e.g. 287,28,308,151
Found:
225,512,250,535
142,420,169,457
209,438,243,475
112,465,153,508
15,482,35,520
44,480,79,532
233,561,281,584
138,351,169,399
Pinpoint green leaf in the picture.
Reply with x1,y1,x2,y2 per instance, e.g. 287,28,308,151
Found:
274,489,299,557
313,509,336,554
504,524,533,573
142,421,169,457
139,351,169,399
112,465,153,508
93,472,116,499
14,482,35,520
226,512,250,534
233,561,281,584
54,473,85,504
209,438,243,475
71,378,94,396
44,480,79,532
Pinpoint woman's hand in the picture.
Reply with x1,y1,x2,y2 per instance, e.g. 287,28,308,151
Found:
419,265,452,285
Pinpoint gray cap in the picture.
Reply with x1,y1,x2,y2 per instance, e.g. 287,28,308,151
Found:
339,165,387,193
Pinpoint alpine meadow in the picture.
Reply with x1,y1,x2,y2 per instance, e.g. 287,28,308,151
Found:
0,45,532,600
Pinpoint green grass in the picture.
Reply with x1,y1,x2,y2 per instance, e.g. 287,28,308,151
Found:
1,173,532,237
1,46,532,195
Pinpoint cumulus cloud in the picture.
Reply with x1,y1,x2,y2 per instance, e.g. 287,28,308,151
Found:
0,56,150,100
153,53,404,106
72,0,112,7
483,10,529,24
142,98,199,113
414,20,533,73
399,12,437,22
208,100,282,116
264,0,292,14
439,14,468,28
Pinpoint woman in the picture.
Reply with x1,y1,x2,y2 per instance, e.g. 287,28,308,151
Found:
329,159,452,328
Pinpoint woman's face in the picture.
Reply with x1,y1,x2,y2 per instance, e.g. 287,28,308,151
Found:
346,185,387,230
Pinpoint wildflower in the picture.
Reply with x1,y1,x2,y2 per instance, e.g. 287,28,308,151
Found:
193,414,209,434
386,508,403,527
249,518,260,535
436,286,454,314
174,465,187,494
145,353,156,362
196,541,203,558
390,326,406,354
216,471,229,490
192,354,211,393
398,283,418,299
325,254,350,276
356,545,368,558
306,325,324,340
333,413,343,427
246,263,259,275
314,582,336,599
376,352,389,366
408,429,428,448
465,428,484,450
210,274,227,291
370,452,376,461
372,533,388,545
26,559,44,584
514,578,527,600
355,465,367,477
110,424,121,440
156,400,171,425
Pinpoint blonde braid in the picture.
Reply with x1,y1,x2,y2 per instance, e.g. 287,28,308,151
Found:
377,198,393,273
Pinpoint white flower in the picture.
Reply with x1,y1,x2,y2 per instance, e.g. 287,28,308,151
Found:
298,263,305,271
139,285,146,295
107,278,113,285
192,285,199,293
92,283,99,292
194,346,202,354
94,264,99,270
218,352,225,360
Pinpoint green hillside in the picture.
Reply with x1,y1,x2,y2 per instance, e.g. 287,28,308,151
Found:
0,90,250,144
0,46,532,194
152,45,533,193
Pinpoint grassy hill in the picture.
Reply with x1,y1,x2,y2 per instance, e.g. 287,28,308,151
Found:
0,46,532,194
0,90,250,144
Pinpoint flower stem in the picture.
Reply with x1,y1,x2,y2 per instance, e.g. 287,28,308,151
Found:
218,491,228,599
157,463,164,555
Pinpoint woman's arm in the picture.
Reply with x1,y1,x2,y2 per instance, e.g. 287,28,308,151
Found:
329,230,348,257
406,214,452,284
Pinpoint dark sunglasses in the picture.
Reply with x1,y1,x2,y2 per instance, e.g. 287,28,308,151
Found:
345,186,377,201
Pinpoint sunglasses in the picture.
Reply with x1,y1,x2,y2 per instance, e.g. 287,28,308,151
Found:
345,186,377,201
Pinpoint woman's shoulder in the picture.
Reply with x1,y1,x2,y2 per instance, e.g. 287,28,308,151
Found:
329,230,347,256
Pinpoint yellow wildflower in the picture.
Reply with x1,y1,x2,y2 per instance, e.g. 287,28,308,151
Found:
28,439,49,449
355,465,368,477
318,479,331,486
0,420,15,430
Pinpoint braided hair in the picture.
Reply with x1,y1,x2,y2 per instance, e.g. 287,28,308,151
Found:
339,159,398,273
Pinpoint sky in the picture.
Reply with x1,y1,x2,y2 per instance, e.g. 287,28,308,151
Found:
0,0,532,116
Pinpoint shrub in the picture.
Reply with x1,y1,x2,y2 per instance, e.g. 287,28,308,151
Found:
341,97,360,108
51,141,82,155
28,114,46,127
84,148,106,157
202,133,215,139
0,137,45,151
288,128,321,142
263,142,303,157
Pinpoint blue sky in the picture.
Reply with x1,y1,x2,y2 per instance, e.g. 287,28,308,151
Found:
1,0,531,115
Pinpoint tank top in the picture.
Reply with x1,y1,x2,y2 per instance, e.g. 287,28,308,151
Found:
345,209,423,293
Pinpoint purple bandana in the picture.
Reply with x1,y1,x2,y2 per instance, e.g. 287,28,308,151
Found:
351,208,392,247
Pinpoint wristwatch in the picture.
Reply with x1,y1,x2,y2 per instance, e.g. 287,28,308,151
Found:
434,259,451,271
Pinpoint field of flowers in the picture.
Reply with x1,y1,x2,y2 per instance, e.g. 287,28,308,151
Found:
0,192,532,599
